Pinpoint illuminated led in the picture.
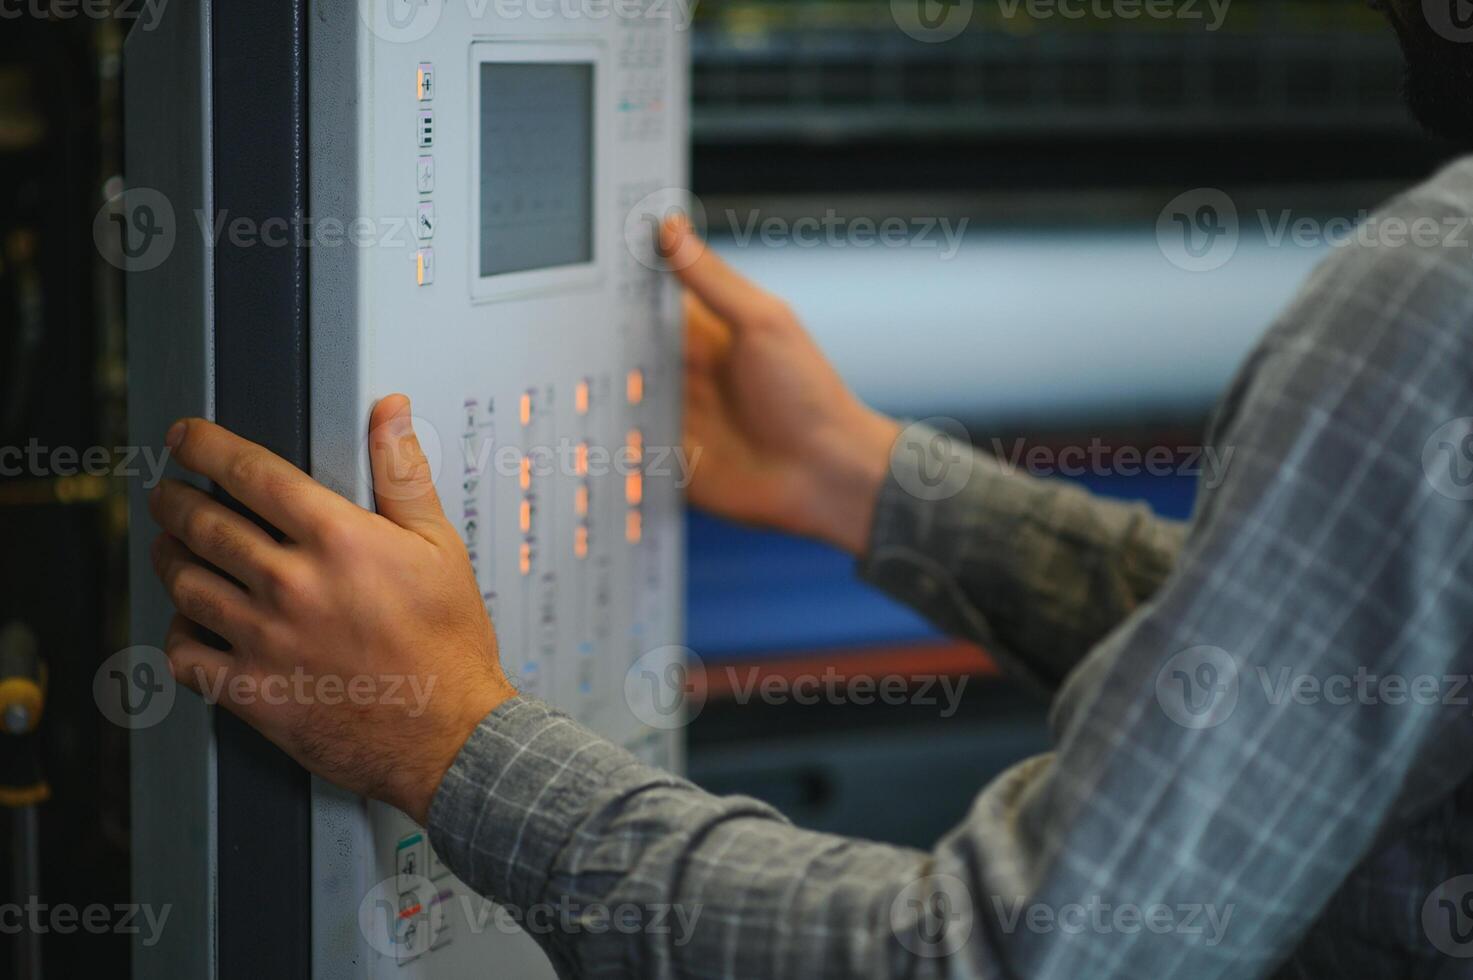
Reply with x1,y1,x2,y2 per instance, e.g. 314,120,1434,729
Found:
625,509,643,544
520,497,533,534
575,379,590,416
626,369,644,405
519,457,532,491
627,429,644,464
574,524,589,559
520,391,533,427
575,485,589,518
519,541,533,576
625,472,643,507
575,442,589,477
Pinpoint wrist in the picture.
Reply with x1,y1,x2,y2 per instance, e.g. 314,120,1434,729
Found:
399,674,515,825
795,407,900,558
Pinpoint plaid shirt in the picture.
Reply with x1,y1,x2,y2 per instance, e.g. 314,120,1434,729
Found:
429,157,1473,979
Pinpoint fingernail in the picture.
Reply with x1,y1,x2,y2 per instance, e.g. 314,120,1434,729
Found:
165,420,187,449
387,413,416,440
658,215,686,256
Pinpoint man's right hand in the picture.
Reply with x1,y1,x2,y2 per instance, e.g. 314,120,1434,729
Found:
662,217,901,557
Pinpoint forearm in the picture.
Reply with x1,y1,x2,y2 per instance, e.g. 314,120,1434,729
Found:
427,698,982,980
857,426,1187,688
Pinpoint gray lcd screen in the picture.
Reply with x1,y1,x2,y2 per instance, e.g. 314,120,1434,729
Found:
479,62,594,277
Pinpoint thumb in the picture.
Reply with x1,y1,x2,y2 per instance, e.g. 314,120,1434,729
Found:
368,395,448,540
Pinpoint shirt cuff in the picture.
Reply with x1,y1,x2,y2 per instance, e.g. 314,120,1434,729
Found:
426,697,645,911
856,424,1053,690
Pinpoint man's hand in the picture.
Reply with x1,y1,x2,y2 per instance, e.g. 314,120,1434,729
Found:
663,217,901,556
148,395,514,825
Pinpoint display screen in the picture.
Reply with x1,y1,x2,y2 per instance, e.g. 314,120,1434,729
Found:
479,62,594,278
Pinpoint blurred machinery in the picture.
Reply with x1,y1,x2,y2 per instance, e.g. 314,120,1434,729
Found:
0,11,130,980
691,0,1407,141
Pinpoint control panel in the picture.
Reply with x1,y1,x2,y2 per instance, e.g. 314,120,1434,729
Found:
307,3,688,977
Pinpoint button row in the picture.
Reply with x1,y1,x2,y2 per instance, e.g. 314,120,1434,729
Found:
415,62,436,287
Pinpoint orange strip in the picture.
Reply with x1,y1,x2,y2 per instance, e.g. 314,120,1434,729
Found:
695,640,998,702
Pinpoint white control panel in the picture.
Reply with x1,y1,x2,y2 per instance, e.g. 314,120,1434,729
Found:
308,3,688,976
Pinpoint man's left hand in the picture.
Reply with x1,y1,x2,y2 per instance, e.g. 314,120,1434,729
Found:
148,394,514,825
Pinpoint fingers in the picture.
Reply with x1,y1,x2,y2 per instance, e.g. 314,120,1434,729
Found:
149,478,283,590
661,217,793,334
152,534,256,646
164,417,352,542
165,614,238,702
368,394,450,542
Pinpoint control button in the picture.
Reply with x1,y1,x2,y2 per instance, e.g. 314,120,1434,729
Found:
417,62,435,102
416,202,435,240
416,248,435,286
417,109,434,147
396,831,427,883
416,155,435,194
396,890,430,963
